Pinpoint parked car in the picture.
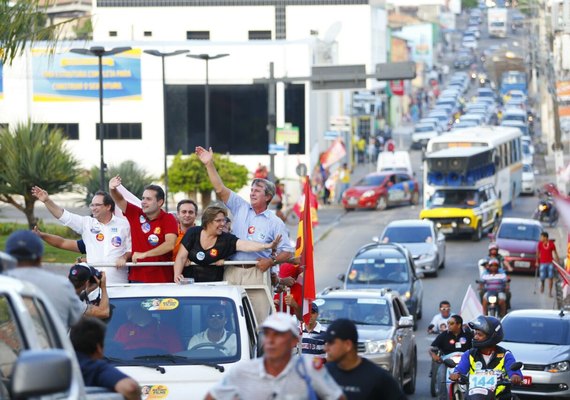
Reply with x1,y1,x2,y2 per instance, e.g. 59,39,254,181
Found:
411,122,441,149
342,171,419,211
491,217,542,273
377,219,446,277
521,163,536,195
339,242,424,326
501,309,570,398
315,288,417,393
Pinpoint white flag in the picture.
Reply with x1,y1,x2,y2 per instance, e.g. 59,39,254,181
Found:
460,284,483,323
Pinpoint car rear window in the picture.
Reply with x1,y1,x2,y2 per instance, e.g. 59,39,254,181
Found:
497,223,540,241
502,317,570,345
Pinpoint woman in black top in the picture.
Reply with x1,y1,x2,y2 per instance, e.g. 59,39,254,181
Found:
173,205,281,282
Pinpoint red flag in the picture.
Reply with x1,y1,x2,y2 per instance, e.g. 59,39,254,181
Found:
292,182,319,227
320,137,346,169
295,176,316,324
554,261,570,299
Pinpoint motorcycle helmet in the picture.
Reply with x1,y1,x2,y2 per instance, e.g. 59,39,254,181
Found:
468,315,504,348
488,243,499,253
487,258,500,267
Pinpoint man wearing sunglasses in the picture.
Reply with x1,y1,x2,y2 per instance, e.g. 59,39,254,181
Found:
187,305,237,356
427,300,453,334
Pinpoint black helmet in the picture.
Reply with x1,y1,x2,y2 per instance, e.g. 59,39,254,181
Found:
468,315,504,348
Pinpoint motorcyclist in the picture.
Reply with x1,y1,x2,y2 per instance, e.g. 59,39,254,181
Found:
479,258,509,317
487,243,513,273
427,300,452,334
450,316,522,399
429,314,473,400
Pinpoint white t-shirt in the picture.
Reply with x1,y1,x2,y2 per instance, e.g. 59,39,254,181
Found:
429,313,452,333
59,210,131,283
209,355,343,400
187,329,237,356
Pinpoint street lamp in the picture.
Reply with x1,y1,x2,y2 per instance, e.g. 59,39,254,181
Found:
70,46,131,191
144,49,189,211
187,53,229,149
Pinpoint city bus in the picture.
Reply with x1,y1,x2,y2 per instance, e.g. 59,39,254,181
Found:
423,126,523,208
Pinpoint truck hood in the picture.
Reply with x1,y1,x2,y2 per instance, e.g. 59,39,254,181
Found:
420,207,477,217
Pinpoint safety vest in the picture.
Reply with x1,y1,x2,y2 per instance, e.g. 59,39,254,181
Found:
468,346,509,396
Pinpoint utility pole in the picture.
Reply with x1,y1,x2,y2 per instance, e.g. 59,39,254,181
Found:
267,62,277,181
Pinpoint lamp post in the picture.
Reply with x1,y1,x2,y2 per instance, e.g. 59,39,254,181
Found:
70,46,131,191
144,50,189,212
187,53,229,149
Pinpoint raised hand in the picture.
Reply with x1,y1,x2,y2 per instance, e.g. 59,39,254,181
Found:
31,186,49,202
268,234,282,251
195,146,213,165
109,175,122,190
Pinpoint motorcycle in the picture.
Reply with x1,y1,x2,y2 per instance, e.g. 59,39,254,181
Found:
442,352,465,400
444,359,523,400
532,196,558,226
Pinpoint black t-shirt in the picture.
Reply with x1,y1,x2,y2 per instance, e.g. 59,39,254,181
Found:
431,329,473,355
180,226,238,282
326,358,407,400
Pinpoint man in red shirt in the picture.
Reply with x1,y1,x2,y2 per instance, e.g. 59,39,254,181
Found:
109,176,178,283
536,231,560,297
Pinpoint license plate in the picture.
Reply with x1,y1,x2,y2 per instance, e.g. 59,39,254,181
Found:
348,198,358,205
514,261,531,268
441,228,453,234
521,376,532,386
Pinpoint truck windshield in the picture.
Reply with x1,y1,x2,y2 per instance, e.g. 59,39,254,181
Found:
431,190,479,207
104,296,240,364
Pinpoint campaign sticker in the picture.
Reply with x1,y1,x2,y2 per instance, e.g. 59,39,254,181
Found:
90,226,101,234
142,298,179,311
248,226,255,235
209,249,218,257
348,269,358,280
96,233,104,241
474,361,483,370
154,227,161,234
141,384,169,399
142,223,151,233
111,236,122,247
111,227,118,233
148,234,159,246
196,251,205,261
139,215,146,224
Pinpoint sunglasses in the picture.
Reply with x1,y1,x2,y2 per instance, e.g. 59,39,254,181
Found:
208,313,225,319
440,307,450,311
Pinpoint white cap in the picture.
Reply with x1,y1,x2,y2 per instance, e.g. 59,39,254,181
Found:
259,312,300,338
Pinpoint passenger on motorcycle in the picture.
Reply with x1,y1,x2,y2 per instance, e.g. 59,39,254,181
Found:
428,300,452,334
450,316,522,399
487,244,513,273
429,315,473,400
479,259,509,317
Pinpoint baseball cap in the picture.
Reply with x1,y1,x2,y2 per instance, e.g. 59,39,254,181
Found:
324,319,358,344
311,302,319,313
68,263,92,283
5,230,44,261
259,312,301,338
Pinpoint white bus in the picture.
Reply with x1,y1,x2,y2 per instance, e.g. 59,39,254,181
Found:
423,126,523,208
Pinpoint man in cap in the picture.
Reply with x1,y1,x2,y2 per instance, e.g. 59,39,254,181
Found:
301,302,326,358
325,319,406,400
206,312,345,400
4,230,109,327
68,263,110,311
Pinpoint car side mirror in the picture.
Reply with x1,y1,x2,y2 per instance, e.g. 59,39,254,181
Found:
437,233,445,242
372,236,380,243
398,316,414,328
416,271,425,279
337,273,345,282
443,358,457,368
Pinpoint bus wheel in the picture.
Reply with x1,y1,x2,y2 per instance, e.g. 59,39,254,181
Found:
472,222,482,241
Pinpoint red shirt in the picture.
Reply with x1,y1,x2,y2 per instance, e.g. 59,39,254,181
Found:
537,240,557,263
274,283,302,315
114,321,182,353
124,202,178,283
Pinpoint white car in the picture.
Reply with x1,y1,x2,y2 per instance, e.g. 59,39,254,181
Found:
412,122,441,149
462,37,478,49
521,163,536,195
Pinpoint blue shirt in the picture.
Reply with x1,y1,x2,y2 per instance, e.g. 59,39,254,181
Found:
77,352,129,391
225,191,294,261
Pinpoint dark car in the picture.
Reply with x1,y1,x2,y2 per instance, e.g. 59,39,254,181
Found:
341,172,419,211
491,217,542,273
454,50,475,69
339,242,424,327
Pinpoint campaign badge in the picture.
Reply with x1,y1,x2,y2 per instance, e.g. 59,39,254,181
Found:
154,227,161,234
139,215,146,223
148,234,159,246
111,236,122,247
209,249,218,257
196,251,205,261
96,233,104,241
142,222,151,233
248,226,255,235
90,226,101,234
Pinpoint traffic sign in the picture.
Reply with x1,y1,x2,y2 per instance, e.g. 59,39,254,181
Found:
329,115,351,132
268,144,287,154
324,131,340,140
375,61,416,81
312,65,366,90
276,123,300,144
296,163,308,177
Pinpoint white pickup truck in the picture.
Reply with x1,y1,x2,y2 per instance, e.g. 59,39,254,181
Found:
105,282,274,399
0,274,123,400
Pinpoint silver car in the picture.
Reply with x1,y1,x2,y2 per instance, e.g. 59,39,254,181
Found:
377,219,446,277
316,288,417,394
500,309,570,398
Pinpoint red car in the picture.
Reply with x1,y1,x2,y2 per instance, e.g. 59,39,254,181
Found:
493,217,542,273
342,172,420,211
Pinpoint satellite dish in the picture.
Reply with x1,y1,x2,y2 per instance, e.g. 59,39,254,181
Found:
324,22,342,43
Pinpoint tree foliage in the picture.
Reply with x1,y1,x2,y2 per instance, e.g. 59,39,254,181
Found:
462,0,478,8
82,160,155,204
0,122,81,227
169,152,249,208
72,17,92,40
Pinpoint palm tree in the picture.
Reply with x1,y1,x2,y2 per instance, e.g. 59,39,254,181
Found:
0,122,81,228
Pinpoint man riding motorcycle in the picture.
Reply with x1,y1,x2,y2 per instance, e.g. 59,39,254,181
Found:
428,300,453,334
429,314,473,400
450,316,522,399
487,243,513,273
479,259,509,317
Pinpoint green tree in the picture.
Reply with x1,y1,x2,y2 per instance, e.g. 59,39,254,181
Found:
0,122,81,228
82,160,155,204
462,0,478,9
0,0,69,65
72,17,92,40
169,152,249,209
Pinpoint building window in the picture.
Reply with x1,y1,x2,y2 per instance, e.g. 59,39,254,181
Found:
144,31,152,37
248,30,272,40
109,31,117,37
186,31,210,40
95,123,142,139
35,124,80,140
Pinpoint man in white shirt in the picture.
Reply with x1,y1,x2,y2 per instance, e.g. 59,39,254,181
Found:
31,186,131,283
187,305,237,356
